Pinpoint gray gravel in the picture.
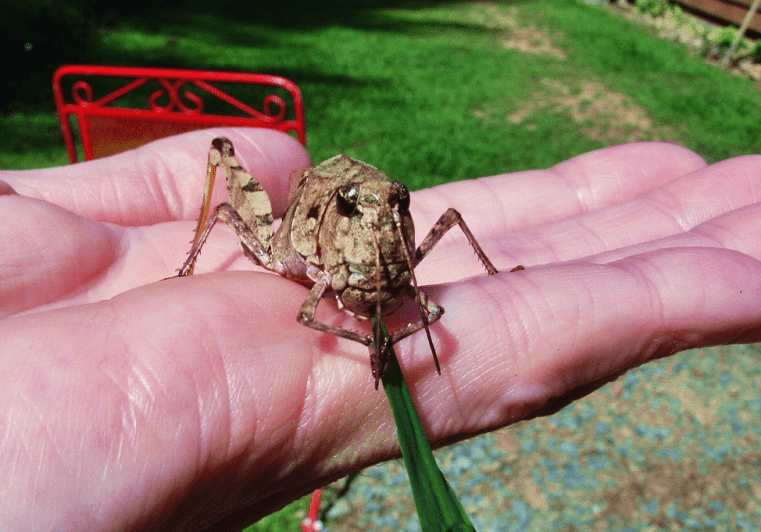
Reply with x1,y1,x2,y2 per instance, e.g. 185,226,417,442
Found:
320,344,761,531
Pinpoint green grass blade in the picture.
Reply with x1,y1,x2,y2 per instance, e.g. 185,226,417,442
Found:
374,317,475,532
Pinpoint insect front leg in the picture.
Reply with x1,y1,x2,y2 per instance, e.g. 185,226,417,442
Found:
386,208,499,379
296,269,401,385
414,208,498,275
297,270,372,347
388,285,445,345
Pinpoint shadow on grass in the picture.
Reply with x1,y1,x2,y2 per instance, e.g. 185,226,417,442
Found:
0,114,68,164
3,0,501,166
6,0,519,114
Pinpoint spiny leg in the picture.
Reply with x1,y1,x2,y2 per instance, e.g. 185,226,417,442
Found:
178,203,273,276
185,147,221,275
379,208,499,379
180,137,276,276
414,208,498,275
367,287,445,388
299,272,422,388
387,285,445,345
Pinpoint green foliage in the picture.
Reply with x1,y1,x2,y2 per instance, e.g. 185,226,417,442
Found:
0,112,69,168
668,4,688,26
1,0,101,112
706,25,755,60
708,26,739,50
634,0,670,17
241,497,311,531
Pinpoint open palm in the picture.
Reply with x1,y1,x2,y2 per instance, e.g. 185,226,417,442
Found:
1,128,760,531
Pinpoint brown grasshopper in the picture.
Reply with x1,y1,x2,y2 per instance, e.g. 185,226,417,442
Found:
179,137,498,388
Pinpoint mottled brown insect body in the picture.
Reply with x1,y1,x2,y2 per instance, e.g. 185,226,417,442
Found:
179,138,498,387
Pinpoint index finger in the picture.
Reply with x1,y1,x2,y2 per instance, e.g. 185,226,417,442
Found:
0,128,312,227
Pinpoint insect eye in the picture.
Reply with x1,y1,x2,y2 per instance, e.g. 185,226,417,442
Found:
393,181,410,212
337,183,360,216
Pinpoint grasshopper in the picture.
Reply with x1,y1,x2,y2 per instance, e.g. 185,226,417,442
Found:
179,137,499,388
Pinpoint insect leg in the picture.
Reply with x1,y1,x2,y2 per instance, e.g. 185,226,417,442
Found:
388,285,445,345
414,208,498,275
179,138,280,277
297,273,372,346
212,138,275,248
393,209,442,376
298,272,389,385
178,202,275,276
184,146,221,275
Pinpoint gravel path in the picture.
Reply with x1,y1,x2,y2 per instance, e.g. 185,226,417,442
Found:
319,344,761,531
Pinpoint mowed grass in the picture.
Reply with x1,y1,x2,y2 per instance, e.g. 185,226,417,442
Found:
4,1,761,530
3,0,760,184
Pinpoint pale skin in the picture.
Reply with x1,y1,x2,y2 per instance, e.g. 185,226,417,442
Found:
1,128,760,531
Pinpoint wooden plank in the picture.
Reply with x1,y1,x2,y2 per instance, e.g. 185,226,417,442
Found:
730,0,756,9
674,0,761,32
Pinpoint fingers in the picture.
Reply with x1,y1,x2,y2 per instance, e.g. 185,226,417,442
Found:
411,142,706,236
0,180,16,196
0,273,346,530
505,154,761,267
0,128,311,226
409,142,707,280
3,216,760,529
588,201,761,265
411,148,759,282
3,138,757,531
0,130,310,316
0,194,121,317
385,247,761,446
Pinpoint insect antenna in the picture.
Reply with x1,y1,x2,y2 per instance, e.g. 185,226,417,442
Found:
370,227,384,389
393,209,441,376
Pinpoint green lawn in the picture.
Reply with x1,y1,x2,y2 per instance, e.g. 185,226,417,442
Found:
242,497,311,532
4,0,760,530
3,0,760,180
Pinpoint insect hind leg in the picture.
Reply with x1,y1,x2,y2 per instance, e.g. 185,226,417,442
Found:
179,137,278,276
213,138,275,249
178,203,273,276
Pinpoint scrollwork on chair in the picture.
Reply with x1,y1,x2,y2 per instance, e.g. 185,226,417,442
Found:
147,79,205,114
53,66,306,163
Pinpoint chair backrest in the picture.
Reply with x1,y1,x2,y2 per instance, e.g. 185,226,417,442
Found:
53,65,306,163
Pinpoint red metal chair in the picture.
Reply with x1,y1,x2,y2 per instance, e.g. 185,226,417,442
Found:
53,65,306,163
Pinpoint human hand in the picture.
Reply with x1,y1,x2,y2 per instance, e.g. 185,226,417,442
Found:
1,129,760,531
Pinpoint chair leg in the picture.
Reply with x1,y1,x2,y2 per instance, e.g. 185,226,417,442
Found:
300,488,323,532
